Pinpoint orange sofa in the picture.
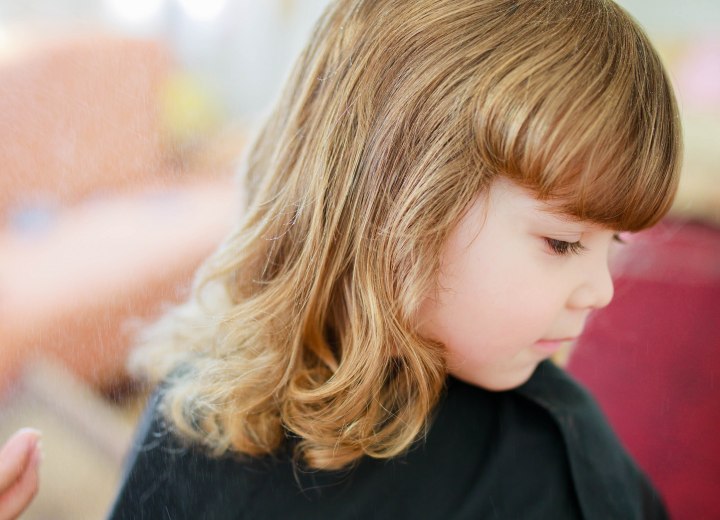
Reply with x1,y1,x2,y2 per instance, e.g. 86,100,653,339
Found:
0,30,239,396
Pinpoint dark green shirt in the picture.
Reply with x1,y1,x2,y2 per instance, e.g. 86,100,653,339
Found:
108,361,667,519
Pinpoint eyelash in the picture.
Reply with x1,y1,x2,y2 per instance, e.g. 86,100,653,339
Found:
544,234,625,256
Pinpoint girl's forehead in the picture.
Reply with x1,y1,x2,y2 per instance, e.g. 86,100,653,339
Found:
489,178,565,216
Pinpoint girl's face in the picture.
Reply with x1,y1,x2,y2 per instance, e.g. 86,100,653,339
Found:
417,177,619,391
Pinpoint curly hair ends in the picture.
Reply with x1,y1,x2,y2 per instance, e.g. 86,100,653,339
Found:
129,0,681,470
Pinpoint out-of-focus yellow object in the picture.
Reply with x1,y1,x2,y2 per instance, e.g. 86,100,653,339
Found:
551,341,575,368
159,72,221,145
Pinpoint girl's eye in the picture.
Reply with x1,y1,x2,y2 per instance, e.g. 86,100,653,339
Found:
545,233,627,256
544,238,586,256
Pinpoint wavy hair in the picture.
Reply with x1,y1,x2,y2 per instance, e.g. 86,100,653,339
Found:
130,0,681,470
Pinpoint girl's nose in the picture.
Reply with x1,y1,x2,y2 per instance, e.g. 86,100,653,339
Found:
567,260,615,311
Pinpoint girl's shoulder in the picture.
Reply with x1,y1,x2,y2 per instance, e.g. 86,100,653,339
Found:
107,389,261,520
510,361,668,519
107,362,668,519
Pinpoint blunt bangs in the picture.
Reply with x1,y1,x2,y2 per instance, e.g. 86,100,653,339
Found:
471,0,682,232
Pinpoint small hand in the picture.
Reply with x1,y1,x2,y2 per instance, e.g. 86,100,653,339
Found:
0,429,42,520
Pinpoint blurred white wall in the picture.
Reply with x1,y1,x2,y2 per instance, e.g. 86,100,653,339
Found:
0,0,717,122
617,0,720,38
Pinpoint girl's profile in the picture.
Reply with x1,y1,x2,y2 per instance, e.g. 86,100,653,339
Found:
109,0,681,517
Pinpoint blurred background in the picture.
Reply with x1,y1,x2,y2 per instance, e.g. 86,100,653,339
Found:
0,1,717,518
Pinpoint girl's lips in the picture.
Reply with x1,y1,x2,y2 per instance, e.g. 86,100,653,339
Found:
533,338,575,353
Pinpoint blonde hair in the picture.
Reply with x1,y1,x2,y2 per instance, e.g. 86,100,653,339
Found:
130,0,681,470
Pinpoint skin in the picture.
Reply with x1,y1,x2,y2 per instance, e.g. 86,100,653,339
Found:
418,177,619,391
0,429,41,520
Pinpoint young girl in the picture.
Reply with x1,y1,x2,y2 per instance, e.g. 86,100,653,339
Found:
110,0,680,518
